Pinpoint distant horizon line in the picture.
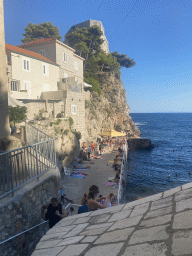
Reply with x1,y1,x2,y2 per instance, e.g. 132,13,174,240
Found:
130,112,192,114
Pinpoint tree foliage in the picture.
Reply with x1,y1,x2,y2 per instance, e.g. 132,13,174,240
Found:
111,51,136,69
66,26,136,95
9,106,27,125
21,22,62,43
65,26,103,58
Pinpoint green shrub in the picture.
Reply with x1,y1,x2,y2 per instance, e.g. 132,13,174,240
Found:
10,121,14,127
50,122,53,127
9,106,27,125
69,117,74,127
64,129,69,135
54,127,60,134
54,118,62,125
84,74,101,96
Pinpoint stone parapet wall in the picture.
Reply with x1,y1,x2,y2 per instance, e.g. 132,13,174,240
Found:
0,168,60,256
20,100,63,120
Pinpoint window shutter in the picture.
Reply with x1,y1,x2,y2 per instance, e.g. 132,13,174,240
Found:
27,60,29,70
24,60,26,70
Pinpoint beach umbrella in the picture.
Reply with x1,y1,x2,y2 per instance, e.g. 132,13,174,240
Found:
98,129,126,137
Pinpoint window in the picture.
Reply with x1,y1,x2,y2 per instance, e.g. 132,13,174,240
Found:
40,50,45,56
42,63,49,76
71,105,76,114
23,58,30,71
63,52,68,63
74,61,78,70
23,81,31,94
11,81,18,91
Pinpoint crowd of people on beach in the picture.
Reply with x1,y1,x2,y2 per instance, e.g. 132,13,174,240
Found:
41,138,127,228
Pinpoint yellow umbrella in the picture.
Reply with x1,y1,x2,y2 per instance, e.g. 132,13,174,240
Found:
98,129,126,137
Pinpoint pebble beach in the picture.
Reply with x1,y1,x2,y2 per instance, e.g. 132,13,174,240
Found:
60,146,119,212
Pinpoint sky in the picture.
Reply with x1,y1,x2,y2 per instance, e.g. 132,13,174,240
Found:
3,0,192,113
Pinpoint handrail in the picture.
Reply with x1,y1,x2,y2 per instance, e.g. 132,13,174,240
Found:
0,220,48,246
0,203,83,246
26,121,54,140
0,139,52,156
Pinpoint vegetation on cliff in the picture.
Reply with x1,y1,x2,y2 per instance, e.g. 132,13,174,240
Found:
66,25,139,136
65,25,136,96
21,22,139,138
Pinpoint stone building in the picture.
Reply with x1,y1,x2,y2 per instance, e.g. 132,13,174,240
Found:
17,38,88,140
0,0,9,141
6,44,60,100
65,19,109,53
18,38,84,84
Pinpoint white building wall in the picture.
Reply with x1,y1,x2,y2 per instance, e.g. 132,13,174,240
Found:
10,52,59,99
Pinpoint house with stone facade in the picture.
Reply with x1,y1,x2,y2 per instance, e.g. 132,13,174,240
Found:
17,38,89,140
6,44,60,100
18,38,84,84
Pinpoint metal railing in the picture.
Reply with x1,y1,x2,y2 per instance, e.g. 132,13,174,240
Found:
0,203,81,246
0,123,56,199
117,141,128,204
25,122,52,145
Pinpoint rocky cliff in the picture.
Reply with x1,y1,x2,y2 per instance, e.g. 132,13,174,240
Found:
84,72,140,142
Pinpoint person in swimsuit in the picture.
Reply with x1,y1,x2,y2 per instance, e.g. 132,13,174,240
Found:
82,185,106,211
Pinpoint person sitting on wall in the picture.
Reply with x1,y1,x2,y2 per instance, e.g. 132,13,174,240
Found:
60,188,74,205
114,170,121,184
80,185,106,211
86,186,106,211
41,197,66,229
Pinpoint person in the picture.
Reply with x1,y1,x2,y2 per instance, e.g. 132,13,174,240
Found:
91,142,95,153
87,146,91,159
41,197,65,228
78,193,89,214
86,185,106,211
81,142,86,150
114,170,120,184
60,188,74,205
106,193,114,207
99,143,102,155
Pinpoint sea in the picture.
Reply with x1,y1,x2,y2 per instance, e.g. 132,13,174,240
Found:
124,113,192,202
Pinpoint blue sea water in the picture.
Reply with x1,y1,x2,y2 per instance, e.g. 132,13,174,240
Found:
125,113,192,201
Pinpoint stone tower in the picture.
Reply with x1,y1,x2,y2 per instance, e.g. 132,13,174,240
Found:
0,0,9,141
65,19,109,53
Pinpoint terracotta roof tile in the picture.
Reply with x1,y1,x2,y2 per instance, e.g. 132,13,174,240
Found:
5,44,57,65
17,38,55,47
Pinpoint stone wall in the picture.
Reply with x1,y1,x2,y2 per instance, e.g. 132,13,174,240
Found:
0,168,60,256
128,138,153,150
20,99,63,120
65,90,85,141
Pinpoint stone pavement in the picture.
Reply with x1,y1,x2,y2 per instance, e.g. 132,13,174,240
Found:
32,182,192,256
